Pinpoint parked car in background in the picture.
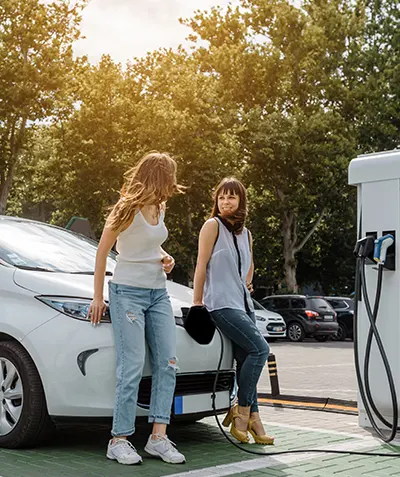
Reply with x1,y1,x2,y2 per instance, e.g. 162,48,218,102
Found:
324,297,354,341
259,295,338,342
0,216,235,448
253,299,286,342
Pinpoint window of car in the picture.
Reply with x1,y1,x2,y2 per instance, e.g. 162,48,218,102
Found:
308,298,334,311
291,298,306,309
260,298,273,309
273,297,290,310
0,220,116,274
252,299,265,311
328,299,348,309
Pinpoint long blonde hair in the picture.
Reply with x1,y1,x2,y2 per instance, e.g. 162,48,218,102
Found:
108,152,184,231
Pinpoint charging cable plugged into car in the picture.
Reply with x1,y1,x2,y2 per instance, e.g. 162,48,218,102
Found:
185,151,400,457
185,258,400,458
183,150,400,458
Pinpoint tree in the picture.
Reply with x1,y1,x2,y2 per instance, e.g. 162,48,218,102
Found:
13,48,240,284
0,0,86,214
346,0,400,152
183,0,359,291
124,48,242,281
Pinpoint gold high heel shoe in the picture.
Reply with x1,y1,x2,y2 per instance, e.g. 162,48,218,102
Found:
221,405,250,443
248,418,275,445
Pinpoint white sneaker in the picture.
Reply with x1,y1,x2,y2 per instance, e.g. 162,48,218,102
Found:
144,434,186,464
106,438,143,465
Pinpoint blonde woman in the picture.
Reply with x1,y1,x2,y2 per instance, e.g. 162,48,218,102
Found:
88,152,185,465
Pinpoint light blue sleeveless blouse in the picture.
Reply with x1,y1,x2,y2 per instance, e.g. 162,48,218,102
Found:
203,217,254,313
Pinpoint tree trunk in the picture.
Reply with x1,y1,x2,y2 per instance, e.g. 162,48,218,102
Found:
277,189,326,293
0,163,16,215
283,253,297,293
281,210,298,293
0,116,28,214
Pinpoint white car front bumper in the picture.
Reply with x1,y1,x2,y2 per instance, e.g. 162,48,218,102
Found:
22,313,235,419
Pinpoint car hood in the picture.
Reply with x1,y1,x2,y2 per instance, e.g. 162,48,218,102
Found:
13,270,193,317
255,308,285,321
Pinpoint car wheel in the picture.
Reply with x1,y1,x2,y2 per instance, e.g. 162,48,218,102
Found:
315,335,328,342
333,323,347,341
175,417,204,424
287,323,305,342
0,341,53,448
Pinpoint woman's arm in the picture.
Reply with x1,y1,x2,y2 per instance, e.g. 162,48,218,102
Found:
160,203,175,273
192,219,219,306
246,230,254,293
89,213,124,324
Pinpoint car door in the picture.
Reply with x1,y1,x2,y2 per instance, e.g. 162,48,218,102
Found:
329,298,353,332
271,297,291,325
290,297,307,324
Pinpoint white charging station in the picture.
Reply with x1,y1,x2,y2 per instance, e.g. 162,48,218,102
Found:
349,149,400,432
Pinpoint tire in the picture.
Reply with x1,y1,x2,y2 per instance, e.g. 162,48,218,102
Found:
333,323,347,341
287,323,305,342
174,417,204,424
315,335,328,342
0,341,53,448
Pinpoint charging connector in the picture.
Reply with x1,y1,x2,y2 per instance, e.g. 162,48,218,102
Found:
374,234,394,266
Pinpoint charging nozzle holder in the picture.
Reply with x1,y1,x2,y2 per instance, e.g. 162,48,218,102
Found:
354,232,396,271
354,235,375,260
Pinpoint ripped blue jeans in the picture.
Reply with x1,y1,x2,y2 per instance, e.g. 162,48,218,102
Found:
109,282,177,437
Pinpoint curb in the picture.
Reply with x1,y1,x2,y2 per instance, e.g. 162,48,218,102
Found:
258,393,358,415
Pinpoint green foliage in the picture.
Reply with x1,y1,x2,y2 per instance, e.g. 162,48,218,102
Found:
184,0,359,291
4,0,400,291
0,0,87,212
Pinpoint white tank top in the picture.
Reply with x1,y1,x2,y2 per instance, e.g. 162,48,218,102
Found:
203,217,254,313
112,210,168,289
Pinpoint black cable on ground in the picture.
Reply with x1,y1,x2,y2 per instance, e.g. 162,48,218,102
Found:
212,324,400,457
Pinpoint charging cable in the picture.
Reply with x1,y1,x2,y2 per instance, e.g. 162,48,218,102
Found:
353,234,398,442
211,312,400,457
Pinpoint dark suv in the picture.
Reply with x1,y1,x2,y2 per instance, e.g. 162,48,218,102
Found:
323,297,354,341
259,295,338,342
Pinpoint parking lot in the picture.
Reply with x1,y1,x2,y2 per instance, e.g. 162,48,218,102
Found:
258,340,357,401
3,338,400,477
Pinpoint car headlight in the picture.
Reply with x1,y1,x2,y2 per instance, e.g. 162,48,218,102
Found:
36,296,111,323
256,316,266,322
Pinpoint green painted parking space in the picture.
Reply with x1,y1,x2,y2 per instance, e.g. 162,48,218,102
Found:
233,444,400,477
0,417,363,477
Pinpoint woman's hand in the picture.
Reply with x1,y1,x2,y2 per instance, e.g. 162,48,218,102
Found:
246,281,254,294
162,254,175,274
88,297,107,325
192,301,204,307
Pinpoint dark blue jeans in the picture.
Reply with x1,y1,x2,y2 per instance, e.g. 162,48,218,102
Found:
211,308,269,412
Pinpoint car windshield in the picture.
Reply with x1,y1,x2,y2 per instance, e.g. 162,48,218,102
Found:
0,219,116,274
252,299,265,310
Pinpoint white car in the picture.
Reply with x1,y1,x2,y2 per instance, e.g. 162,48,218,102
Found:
0,216,234,448
253,299,286,341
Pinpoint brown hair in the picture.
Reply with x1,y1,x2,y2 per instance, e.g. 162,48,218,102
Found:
108,152,184,231
211,177,247,233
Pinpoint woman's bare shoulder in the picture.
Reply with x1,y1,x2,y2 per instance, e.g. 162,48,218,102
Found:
200,218,219,238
